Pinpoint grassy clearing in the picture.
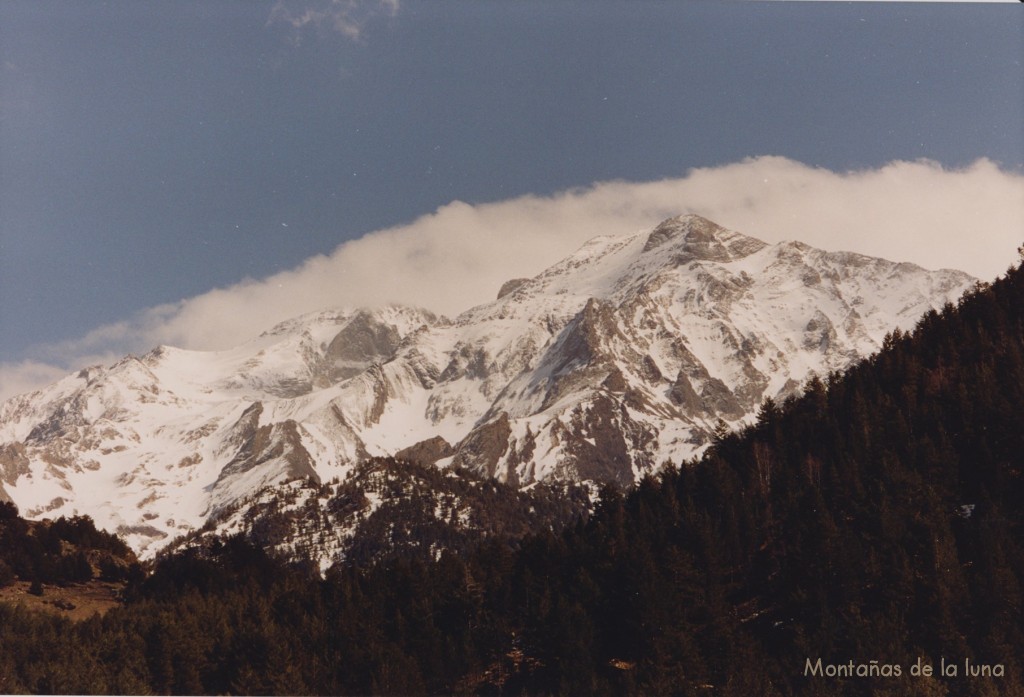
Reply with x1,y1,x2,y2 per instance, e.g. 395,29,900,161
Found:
0,580,124,621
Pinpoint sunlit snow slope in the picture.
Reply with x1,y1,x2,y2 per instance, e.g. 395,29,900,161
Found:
0,215,975,556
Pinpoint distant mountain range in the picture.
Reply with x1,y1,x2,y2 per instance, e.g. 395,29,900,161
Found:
0,214,974,558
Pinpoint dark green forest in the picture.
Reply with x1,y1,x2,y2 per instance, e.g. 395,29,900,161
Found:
0,503,137,589
170,456,594,569
1,256,1023,695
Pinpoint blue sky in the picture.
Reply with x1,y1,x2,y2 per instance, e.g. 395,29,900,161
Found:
1,1,1022,399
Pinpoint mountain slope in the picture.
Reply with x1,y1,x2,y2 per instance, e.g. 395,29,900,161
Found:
0,215,975,556
168,457,594,572
0,258,1020,696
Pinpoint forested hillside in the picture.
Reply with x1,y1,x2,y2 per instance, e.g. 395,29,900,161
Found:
1,256,1022,695
0,502,138,590
167,458,594,571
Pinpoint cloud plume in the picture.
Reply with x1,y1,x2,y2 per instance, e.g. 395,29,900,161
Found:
3,156,1022,402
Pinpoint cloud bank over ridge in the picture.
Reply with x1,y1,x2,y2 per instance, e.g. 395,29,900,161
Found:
3,156,1022,402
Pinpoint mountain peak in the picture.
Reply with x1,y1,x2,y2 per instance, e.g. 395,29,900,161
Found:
642,214,767,261
0,214,977,559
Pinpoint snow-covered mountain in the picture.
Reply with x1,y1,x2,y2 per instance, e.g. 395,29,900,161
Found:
0,215,975,557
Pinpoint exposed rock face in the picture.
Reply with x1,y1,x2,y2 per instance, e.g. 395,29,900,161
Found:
211,419,319,511
0,214,976,557
452,413,513,478
394,436,455,467
642,214,768,261
804,311,838,352
0,443,31,483
497,278,531,300
560,394,653,486
323,310,404,381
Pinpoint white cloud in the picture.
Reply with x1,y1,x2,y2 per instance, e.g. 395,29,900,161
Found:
3,156,1022,402
267,0,400,41
0,360,72,404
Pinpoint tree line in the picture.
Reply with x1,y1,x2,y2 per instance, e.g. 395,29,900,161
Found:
0,255,1022,695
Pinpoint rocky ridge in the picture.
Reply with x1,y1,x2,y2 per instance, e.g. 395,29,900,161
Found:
0,215,975,558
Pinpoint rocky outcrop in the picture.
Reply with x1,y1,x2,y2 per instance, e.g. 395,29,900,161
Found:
321,311,404,381
497,278,531,300
0,442,31,485
395,435,455,466
452,413,513,479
